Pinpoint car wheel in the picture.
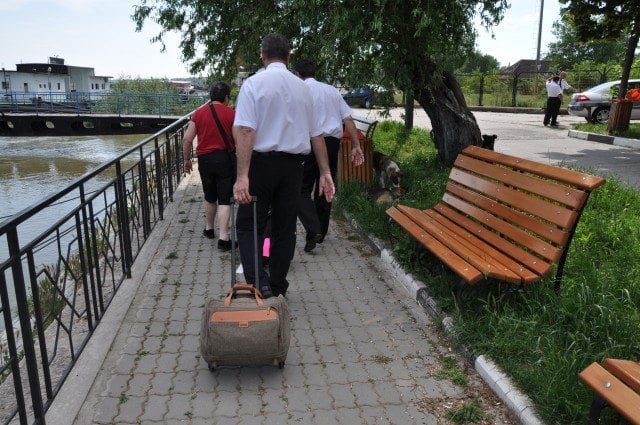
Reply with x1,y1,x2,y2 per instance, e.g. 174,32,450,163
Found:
591,107,610,124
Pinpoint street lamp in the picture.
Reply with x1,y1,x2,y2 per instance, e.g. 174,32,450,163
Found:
47,66,52,111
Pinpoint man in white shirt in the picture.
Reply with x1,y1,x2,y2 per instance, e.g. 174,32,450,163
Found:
232,33,335,298
543,75,563,127
293,59,364,252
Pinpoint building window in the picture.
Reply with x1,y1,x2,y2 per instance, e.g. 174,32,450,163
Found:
101,83,105,90
57,82,61,90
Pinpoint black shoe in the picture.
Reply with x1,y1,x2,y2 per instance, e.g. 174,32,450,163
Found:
203,228,215,239
217,239,233,251
550,123,559,127
316,234,325,244
304,233,323,252
259,285,274,299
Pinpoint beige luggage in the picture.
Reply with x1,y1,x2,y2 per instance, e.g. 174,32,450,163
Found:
199,198,290,370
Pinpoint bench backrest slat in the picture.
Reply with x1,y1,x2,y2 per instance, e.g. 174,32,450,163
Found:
449,168,578,229
446,182,570,246
455,155,589,209
463,145,606,190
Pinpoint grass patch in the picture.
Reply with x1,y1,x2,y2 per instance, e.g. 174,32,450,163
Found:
334,119,640,424
437,356,467,386
573,122,640,139
446,399,488,424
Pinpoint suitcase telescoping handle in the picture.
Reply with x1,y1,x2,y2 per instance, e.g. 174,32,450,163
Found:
230,196,260,291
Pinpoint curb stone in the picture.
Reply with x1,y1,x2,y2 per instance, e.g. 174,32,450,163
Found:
568,129,640,150
342,210,546,425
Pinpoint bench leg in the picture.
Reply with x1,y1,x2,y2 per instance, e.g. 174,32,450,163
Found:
587,395,608,424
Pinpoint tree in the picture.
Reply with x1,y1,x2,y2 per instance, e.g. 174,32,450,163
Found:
545,16,625,70
560,0,640,100
132,0,508,165
459,50,500,74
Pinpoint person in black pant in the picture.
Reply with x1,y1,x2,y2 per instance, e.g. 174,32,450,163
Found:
543,75,562,127
293,59,363,252
232,34,335,298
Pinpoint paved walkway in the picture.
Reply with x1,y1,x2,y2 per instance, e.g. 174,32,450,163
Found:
61,170,517,424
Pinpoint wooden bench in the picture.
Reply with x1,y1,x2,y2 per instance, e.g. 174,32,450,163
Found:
386,145,606,291
579,358,640,424
337,115,378,188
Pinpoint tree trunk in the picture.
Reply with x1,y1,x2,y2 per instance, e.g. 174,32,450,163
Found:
404,90,414,130
607,29,639,133
413,63,481,166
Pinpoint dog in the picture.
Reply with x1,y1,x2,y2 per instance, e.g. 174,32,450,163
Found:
373,151,404,196
481,134,498,150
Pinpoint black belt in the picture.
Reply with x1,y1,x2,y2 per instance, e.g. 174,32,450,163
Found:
253,151,307,158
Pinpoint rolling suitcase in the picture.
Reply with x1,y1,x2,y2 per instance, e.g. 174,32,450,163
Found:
200,198,290,370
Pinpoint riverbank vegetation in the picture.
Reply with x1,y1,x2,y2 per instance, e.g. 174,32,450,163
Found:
335,120,640,424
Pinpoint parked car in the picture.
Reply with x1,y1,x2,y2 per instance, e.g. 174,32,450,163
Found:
567,79,640,123
342,86,391,108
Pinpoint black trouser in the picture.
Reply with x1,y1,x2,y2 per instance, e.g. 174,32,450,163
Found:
297,136,340,239
544,96,561,125
236,152,305,295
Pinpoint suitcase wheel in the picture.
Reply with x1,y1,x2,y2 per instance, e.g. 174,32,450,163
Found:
208,362,217,372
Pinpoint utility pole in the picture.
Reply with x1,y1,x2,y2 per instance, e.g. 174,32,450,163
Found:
536,0,544,69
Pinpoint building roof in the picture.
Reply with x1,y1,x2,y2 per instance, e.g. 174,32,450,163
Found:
502,59,553,76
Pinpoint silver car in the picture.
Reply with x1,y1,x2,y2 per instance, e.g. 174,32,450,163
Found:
567,79,640,123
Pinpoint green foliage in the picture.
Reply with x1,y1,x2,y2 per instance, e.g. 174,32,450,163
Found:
575,122,640,139
338,119,640,424
446,399,488,424
458,50,500,74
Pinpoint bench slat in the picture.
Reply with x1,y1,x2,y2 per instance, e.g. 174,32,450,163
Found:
462,145,606,191
455,155,589,209
579,362,640,425
432,203,554,278
604,359,640,394
386,206,484,283
440,194,563,263
422,209,540,283
397,206,522,282
450,168,578,229
446,182,570,246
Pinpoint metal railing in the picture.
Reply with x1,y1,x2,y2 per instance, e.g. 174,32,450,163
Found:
0,114,191,424
0,91,207,117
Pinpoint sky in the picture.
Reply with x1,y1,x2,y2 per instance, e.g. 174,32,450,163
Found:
0,0,561,79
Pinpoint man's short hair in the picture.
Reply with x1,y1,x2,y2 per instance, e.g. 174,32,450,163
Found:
209,81,230,102
294,59,316,79
260,33,291,61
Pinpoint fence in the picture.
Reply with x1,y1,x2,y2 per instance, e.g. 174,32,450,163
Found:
457,69,625,108
0,115,191,424
0,91,208,117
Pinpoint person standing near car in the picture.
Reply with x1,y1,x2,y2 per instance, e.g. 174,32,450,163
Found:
293,59,364,252
558,71,574,105
182,82,236,250
232,33,335,298
543,75,562,127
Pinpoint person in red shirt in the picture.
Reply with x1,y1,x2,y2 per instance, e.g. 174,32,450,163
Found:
182,82,236,250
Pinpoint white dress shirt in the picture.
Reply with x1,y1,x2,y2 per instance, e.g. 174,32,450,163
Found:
546,80,563,97
303,78,353,139
234,62,322,154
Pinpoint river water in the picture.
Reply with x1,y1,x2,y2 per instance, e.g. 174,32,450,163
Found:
0,134,151,265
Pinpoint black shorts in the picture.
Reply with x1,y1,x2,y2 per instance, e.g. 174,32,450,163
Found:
197,150,234,205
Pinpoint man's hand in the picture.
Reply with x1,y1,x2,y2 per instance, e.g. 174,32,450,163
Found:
350,146,364,166
183,159,192,174
317,172,335,203
233,176,251,204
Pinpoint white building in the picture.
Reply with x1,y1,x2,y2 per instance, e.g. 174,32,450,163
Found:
1,57,111,97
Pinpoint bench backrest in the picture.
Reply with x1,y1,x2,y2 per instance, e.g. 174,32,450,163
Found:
352,115,378,141
337,115,378,188
441,146,605,280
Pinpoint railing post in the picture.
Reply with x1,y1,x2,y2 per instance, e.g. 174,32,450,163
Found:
7,228,46,424
165,133,175,202
115,161,133,278
511,74,519,107
154,137,165,221
138,146,152,238
0,272,29,424
79,185,100,326
478,73,485,106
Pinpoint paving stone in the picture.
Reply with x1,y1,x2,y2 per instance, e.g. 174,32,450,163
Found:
114,395,144,424
139,394,169,421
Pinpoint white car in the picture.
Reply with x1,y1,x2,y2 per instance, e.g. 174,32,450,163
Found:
567,79,640,123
